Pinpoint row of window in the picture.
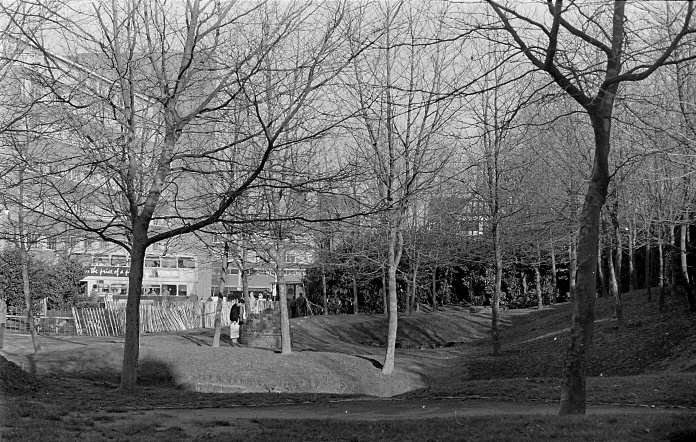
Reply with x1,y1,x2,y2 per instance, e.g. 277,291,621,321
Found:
43,236,168,253
76,253,196,269
89,281,189,297
144,255,196,269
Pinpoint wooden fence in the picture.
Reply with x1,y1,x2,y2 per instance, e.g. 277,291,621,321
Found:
69,299,275,337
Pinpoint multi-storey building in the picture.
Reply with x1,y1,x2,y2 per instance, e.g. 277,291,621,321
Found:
1,38,317,306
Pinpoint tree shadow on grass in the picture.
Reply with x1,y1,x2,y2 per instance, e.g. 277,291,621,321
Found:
353,355,383,370
136,358,177,386
175,329,240,347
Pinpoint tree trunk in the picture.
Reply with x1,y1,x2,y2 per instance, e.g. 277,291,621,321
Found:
406,264,413,316
444,267,452,305
212,295,224,347
409,258,419,315
597,235,607,298
680,222,696,311
381,264,388,317
614,224,623,297
382,224,402,375
212,243,229,348
550,242,558,304
535,242,543,309
521,272,528,302
17,174,40,354
278,268,291,354
431,266,437,311
321,263,328,316
608,221,623,321
659,235,666,312
559,113,611,416
569,233,577,300
607,243,622,322
352,273,358,314
120,231,147,391
242,268,250,310
492,222,502,355
20,247,40,354
670,225,676,298
645,235,651,301
628,226,636,292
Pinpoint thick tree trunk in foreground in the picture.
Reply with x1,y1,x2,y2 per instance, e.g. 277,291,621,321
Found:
382,224,402,375
559,114,611,416
121,232,147,391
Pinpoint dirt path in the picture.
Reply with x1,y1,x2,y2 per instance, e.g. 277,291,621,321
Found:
91,398,696,425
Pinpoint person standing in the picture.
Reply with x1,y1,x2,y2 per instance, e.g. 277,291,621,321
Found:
0,297,7,350
229,299,241,342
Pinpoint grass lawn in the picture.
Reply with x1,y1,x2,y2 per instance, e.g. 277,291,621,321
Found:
3,395,696,442
2,289,695,440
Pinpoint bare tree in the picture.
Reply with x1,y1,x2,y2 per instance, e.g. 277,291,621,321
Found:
8,0,373,391
347,1,460,374
483,0,696,414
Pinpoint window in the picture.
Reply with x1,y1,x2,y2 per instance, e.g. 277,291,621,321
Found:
73,254,91,265
178,285,188,297
177,257,195,268
161,256,177,268
162,284,177,296
111,255,129,267
93,255,109,266
285,253,297,264
143,285,161,296
145,256,160,267
110,284,127,295
70,237,85,250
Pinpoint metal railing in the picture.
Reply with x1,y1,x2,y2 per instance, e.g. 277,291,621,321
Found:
5,314,78,336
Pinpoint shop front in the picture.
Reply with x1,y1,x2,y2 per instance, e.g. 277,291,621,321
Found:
80,254,199,304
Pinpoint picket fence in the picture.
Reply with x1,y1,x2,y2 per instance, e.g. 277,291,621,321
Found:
70,298,274,337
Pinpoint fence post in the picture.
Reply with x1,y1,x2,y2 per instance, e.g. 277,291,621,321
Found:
71,306,82,336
